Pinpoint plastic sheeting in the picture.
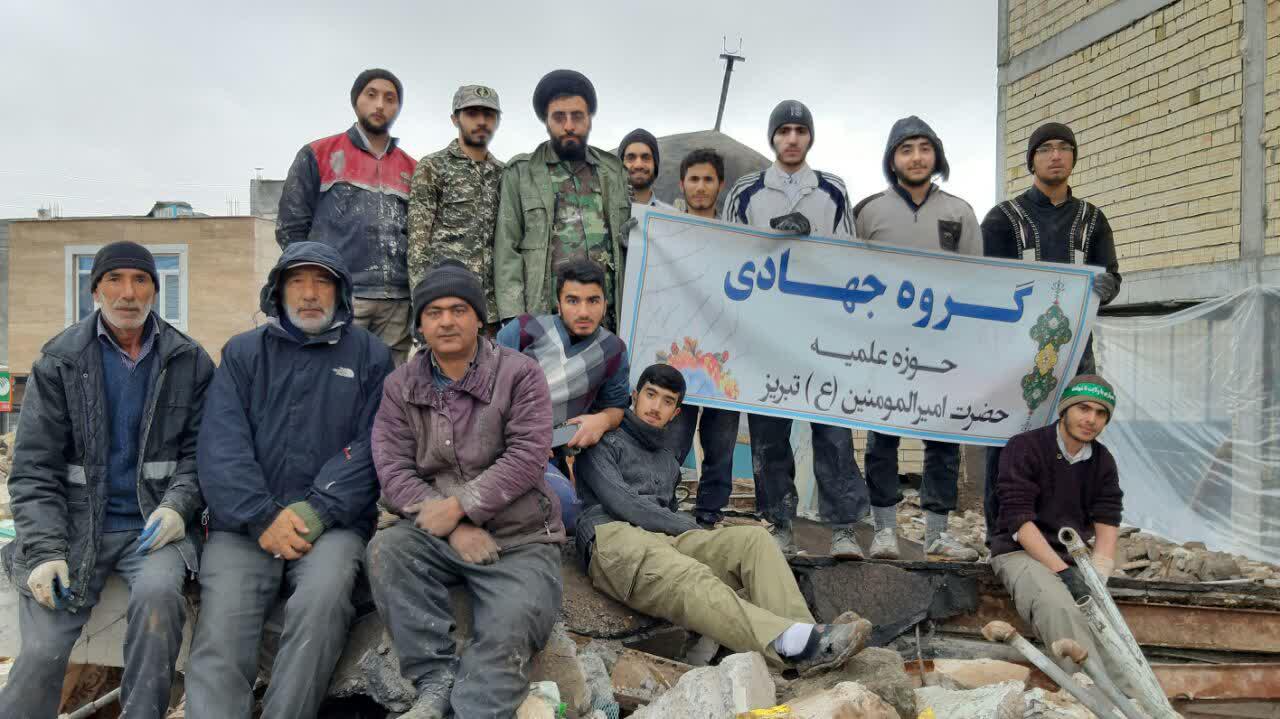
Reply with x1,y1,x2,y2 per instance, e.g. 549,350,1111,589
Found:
1093,285,1280,564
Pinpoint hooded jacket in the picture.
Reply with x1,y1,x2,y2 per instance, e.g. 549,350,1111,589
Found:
3,313,214,610
276,125,418,300
198,241,394,540
372,337,566,551
721,164,855,238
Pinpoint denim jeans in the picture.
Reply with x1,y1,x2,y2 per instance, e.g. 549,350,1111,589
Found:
865,431,960,515
748,415,869,525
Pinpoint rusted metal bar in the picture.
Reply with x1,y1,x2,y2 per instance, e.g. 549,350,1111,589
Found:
1153,663,1280,700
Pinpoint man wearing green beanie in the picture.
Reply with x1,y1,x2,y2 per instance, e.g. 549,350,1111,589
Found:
988,374,1133,687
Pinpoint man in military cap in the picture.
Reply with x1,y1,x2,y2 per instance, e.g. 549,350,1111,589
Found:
494,69,631,330
408,85,505,331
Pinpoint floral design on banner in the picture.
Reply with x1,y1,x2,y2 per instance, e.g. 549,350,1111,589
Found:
1021,280,1074,414
657,337,741,400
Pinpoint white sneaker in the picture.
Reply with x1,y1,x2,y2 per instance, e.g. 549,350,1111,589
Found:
869,528,900,559
926,532,980,561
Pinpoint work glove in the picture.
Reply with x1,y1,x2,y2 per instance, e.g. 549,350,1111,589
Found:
1092,273,1120,302
28,559,71,610
137,507,185,554
1091,554,1115,583
287,501,327,543
1057,566,1092,602
769,212,812,235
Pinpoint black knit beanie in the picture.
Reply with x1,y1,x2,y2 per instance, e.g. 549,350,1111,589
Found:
533,69,597,122
618,128,660,176
1026,122,1077,172
768,100,815,148
351,68,404,107
90,241,158,293
411,259,487,329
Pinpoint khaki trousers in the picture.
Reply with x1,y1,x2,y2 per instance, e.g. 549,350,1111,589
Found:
589,522,814,664
991,551,1136,693
352,297,413,365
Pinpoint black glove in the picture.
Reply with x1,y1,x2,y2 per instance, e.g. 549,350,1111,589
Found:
1058,566,1092,601
769,212,812,235
1092,273,1120,303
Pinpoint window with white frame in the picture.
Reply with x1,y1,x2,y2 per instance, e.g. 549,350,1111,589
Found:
66,245,188,329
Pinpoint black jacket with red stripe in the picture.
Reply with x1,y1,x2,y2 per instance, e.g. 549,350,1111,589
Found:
276,125,418,299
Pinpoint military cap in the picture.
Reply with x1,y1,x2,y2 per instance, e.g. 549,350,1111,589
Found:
453,85,501,113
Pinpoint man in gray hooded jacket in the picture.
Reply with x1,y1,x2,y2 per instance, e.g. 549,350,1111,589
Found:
852,116,981,562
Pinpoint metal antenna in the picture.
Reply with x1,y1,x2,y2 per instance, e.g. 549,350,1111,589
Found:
714,37,745,132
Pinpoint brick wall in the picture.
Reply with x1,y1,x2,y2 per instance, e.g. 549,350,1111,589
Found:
1003,0,1245,274
1008,0,1123,56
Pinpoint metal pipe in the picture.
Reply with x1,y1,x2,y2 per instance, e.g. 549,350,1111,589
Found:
982,621,1124,719
1078,597,1180,719
59,687,121,719
1052,638,1146,719
1059,527,1180,719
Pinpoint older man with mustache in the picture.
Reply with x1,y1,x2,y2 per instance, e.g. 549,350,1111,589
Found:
0,241,214,719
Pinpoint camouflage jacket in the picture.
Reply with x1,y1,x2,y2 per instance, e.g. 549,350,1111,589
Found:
494,141,630,325
407,139,504,322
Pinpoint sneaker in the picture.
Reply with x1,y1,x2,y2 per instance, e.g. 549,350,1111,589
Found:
830,526,865,560
869,528,900,560
926,532,980,562
791,611,873,676
769,521,797,555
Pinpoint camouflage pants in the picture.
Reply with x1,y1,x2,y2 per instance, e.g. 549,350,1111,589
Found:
353,298,413,365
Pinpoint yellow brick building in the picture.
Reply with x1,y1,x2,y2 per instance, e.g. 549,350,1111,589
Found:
997,0,1279,300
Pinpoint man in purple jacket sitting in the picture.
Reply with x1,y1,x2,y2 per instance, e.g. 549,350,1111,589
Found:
990,374,1126,679
366,259,565,719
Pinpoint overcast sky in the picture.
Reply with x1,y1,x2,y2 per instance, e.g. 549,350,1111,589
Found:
1,1,998,219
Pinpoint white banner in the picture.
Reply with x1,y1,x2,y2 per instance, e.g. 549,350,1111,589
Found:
619,207,1102,446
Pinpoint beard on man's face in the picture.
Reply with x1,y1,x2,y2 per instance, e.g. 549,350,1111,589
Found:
461,129,490,148
358,113,392,137
551,133,588,161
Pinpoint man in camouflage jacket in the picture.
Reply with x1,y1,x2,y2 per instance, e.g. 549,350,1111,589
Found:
407,85,504,327
494,69,631,330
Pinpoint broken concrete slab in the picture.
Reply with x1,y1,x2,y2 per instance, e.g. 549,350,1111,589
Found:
609,648,692,711
914,680,1025,719
786,681,899,719
628,652,775,719
781,647,917,719
527,624,591,718
1023,686,1096,718
621,623,689,660
931,658,1031,689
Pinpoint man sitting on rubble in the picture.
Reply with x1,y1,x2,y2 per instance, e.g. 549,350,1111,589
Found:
990,374,1130,680
185,241,394,718
496,257,631,525
576,363,871,674
366,259,565,719
0,241,214,719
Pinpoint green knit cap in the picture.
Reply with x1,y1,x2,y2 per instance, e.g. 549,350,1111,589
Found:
1058,374,1116,418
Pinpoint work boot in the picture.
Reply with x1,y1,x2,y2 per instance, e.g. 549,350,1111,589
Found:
829,525,865,560
769,521,797,555
790,611,873,677
925,532,980,562
869,528,900,560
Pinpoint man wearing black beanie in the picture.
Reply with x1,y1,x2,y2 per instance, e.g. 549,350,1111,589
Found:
277,67,419,364
618,128,670,208
979,120,1122,544
494,69,632,330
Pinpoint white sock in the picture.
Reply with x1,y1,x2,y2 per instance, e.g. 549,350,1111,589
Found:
772,623,815,657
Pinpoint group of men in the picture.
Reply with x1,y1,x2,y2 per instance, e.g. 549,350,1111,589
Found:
0,64,1135,718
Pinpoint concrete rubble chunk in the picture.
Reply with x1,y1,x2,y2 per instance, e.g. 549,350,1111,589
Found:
528,623,591,718
785,681,899,719
931,658,1031,689
628,652,775,719
609,648,692,711
1023,687,1096,719
781,647,917,718
914,680,1025,719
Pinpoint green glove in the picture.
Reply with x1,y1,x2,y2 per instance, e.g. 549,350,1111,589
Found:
287,501,327,543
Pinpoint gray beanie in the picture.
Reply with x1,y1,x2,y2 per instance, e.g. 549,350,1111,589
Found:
883,115,950,185
768,100,814,147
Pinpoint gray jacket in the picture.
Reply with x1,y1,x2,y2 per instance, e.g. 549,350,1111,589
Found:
853,185,982,256
573,410,699,569
2,312,214,611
